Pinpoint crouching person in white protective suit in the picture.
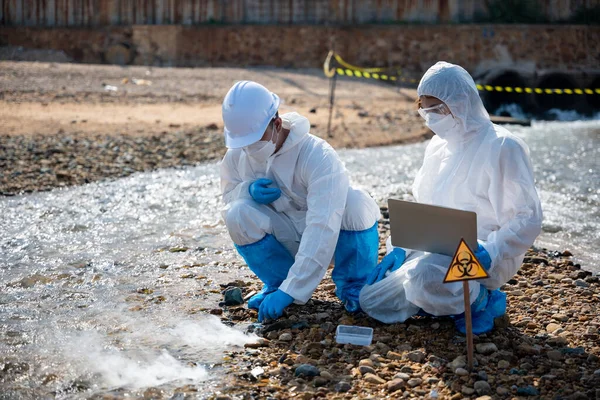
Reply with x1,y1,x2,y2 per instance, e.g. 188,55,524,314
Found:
220,81,380,322
359,62,543,334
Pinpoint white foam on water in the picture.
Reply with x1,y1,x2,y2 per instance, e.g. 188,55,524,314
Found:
66,332,209,390
41,315,257,393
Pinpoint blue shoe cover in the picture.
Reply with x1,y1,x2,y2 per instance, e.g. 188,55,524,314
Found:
235,234,294,310
454,288,507,335
332,222,379,313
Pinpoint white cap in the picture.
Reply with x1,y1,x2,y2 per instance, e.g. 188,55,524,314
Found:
222,81,280,149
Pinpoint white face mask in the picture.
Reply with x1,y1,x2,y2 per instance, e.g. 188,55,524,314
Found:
243,124,278,163
426,113,461,141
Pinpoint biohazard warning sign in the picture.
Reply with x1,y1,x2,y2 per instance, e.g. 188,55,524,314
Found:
443,238,489,283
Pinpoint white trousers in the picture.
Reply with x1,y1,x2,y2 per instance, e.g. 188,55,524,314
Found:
359,237,481,323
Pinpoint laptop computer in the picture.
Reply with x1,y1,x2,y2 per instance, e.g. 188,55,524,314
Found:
388,199,478,256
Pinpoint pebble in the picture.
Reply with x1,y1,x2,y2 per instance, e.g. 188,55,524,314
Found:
496,386,510,395
386,351,403,360
455,368,469,376
313,376,328,387
334,381,351,393
474,381,492,395
431,322,440,329
448,356,467,370
575,279,590,288
363,373,385,385
516,386,540,396
294,364,320,378
358,365,376,375
316,371,331,381
359,358,374,367
394,372,411,381
279,332,292,341
385,378,405,393
475,342,498,355
462,386,475,395
406,378,422,387
497,360,510,369
407,350,426,363
222,287,244,306
547,350,563,361
546,322,562,333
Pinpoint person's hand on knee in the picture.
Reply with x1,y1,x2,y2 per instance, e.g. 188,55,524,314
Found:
249,178,281,204
475,241,492,271
366,248,407,285
258,289,294,322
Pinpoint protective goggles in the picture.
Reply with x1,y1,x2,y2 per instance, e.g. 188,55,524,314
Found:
418,103,451,119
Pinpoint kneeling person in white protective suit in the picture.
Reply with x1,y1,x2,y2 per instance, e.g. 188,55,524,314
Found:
359,62,543,334
220,81,380,322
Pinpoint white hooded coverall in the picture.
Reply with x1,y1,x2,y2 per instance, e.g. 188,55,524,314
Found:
221,112,380,304
359,62,543,323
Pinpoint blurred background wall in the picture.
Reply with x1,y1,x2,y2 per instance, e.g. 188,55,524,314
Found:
1,0,599,26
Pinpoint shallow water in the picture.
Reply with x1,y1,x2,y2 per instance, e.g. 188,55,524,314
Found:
0,165,256,398
1,120,598,397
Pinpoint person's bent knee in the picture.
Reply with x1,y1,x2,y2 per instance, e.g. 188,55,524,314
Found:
341,188,380,231
224,199,272,245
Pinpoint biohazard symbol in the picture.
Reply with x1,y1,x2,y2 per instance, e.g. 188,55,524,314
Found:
443,238,489,283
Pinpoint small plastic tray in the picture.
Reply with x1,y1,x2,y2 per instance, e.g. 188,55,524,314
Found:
335,325,373,346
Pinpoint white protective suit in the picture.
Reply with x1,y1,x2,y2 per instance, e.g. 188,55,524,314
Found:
359,62,543,323
221,112,380,303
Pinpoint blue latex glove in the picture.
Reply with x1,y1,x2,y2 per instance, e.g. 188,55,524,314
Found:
366,248,407,285
475,242,492,271
258,289,294,322
249,178,281,205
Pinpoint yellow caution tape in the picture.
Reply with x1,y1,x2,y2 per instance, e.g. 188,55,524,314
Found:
325,52,599,95
333,53,387,74
474,83,599,95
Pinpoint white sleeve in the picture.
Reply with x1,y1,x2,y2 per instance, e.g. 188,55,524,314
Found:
220,151,253,205
480,138,543,285
278,146,349,303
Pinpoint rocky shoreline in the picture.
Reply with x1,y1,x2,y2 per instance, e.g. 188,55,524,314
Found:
210,213,600,400
0,128,226,195
0,61,428,196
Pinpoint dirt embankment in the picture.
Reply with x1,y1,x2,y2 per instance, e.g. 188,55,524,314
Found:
0,61,427,195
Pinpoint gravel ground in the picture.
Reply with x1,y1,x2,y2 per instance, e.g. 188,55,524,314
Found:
208,212,600,400
0,61,427,195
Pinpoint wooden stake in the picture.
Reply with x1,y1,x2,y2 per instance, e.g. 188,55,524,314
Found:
327,72,337,138
463,280,474,370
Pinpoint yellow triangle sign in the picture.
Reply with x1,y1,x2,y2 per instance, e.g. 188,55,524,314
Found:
443,238,489,283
